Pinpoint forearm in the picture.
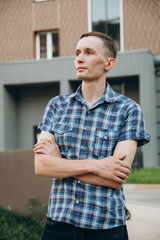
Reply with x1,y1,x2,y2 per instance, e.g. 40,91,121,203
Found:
35,153,129,184
74,174,121,189
35,150,122,188
113,140,137,165
34,153,92,178
73,140,137,188
34,136,131,182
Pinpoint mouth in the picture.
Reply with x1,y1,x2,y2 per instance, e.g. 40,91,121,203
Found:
76,67,87,71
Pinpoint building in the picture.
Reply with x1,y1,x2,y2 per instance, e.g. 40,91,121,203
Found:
0,0,160,167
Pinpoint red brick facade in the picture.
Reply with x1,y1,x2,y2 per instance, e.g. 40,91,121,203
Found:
0,0,159,62
123,0,160,55
0,0,88,62
0,0,33,62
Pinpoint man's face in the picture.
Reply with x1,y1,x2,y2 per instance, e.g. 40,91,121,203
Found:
75,36,108,82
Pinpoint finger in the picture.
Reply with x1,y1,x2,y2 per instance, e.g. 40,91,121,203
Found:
113,176,126,184
35,139,49,146
47,139,54,144
34,141,43,148
34,144,50,153
119,166,131,176
34,149,46,154
33,143,46,152
120,161,131,170
117,171,129,180
34,140,50,149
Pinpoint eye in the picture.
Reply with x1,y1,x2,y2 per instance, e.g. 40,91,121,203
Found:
87,50,92,55
75,51,80,57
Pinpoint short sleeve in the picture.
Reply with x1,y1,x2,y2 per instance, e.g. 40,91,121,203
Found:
118,104,151,147
38,99,56,134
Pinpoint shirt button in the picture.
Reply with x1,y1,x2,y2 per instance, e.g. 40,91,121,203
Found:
87,111,90,114
77,180,81,183
75,200,79,204
84,127,86,130
81,146,84,149
146,134,150,140
104,136,107,140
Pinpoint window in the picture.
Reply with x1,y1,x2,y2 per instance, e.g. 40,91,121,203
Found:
36,31,59,60
111,83,125,95
107,76,139,103
39,34,47,58
90,0,122,50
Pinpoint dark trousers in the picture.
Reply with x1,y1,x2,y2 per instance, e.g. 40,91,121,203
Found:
41,218,129,240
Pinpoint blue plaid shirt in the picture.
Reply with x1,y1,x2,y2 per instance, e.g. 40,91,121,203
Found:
38,83,150,229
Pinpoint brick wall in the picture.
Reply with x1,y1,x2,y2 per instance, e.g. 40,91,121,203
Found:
0,0,88,62
32,0,58,31
32,0,88,57
123,0,160,55
0,0,159,62
59,0,88,56
0,0,33,62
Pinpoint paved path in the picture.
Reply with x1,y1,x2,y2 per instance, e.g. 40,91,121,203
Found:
124,185,160,240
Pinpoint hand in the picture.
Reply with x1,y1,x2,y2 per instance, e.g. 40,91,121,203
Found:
92,155,131,184
33,139,61,157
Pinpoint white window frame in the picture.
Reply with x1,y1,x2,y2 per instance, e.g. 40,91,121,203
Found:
35,0,48,2
36,34,40,60
88,0,92,32
119,0,124,52
88,0,124,52
36,31,57,60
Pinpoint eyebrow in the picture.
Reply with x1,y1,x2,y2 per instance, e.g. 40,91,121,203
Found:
75,47,95,53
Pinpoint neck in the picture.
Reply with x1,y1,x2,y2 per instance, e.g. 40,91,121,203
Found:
81,79,106,108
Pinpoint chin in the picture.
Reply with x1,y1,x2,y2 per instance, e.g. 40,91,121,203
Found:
77,73,85,80
77,73,90,81
77,75,82,80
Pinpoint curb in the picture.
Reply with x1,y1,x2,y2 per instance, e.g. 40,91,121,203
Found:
124,184,160,190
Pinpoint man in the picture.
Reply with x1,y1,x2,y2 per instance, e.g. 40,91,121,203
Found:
34,32,150,240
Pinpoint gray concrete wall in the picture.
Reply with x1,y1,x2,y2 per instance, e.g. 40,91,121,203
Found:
156,74,160,165
108,50,158,167
18,84,59,149
0,84,5,150
0,57,75,150
4,86,18,150
0,52,158,166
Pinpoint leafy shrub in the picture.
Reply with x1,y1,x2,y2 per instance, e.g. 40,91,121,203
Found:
0,207,43,240
27,196,47,225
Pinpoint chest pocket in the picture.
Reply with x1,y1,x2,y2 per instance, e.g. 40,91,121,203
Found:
94,129,119,158
51,124,73,153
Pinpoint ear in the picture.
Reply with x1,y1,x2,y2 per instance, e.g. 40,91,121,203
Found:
105,58,116,71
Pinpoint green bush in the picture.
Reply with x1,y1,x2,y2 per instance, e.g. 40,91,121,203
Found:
0,207,43,240
27,196,47,225
126,167,160,184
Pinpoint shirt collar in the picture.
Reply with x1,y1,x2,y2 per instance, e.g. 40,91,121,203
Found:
103,83,119,103
69,82,118,104
69,85,84,103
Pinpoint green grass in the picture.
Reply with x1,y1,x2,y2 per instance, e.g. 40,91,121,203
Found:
126,167,160,184
0,207,44,240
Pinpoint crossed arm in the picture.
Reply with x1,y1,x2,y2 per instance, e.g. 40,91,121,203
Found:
34,131,137,189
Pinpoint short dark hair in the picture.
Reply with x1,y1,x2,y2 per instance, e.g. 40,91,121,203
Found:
80,32,118,59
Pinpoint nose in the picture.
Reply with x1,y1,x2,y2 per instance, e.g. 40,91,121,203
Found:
75,53,84,63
